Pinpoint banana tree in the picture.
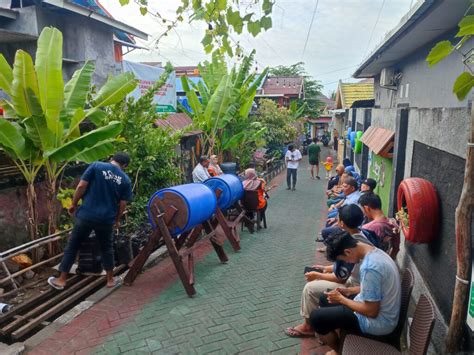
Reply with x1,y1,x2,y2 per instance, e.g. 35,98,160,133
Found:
0,27,137,243
180,50,268,161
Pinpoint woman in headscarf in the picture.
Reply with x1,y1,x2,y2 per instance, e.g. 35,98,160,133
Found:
208,155,223,177
242,169,267,230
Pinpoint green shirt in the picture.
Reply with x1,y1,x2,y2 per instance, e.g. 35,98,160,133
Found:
308,143,321,160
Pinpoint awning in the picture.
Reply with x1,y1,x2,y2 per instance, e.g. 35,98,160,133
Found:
360,126,394,158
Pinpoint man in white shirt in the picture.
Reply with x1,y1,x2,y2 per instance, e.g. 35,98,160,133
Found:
285,144,302,191
192,156,211,183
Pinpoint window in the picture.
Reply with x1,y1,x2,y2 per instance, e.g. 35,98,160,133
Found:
405,83,410,98
399,84,404,98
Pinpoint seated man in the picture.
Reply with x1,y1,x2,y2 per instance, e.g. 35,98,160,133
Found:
327,164,345,190
192,156,211,183
285,205,372,338
360,178,377,193
327,172,350,207
359,192,400,259
327,176,360,221
310,231,401,354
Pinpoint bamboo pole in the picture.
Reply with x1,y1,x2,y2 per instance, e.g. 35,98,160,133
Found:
0,253,64,286
0,234,69,263
446,104,474,353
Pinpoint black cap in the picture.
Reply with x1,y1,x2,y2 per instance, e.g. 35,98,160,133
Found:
362,178,377,191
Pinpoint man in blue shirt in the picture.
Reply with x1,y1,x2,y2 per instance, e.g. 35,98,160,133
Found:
48,152,132,290
310,231,401,353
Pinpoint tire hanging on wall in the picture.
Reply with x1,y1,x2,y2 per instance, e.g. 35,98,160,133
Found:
397,177,439,243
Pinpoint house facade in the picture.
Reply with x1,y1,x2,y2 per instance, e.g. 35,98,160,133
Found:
346,0,473,351
256,75,304,108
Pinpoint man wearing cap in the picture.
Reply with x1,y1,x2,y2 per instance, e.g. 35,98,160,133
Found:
361,178,377,193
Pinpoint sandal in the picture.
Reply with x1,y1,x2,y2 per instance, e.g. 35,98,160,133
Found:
107,276,122,288
284,327,315,338
47,276,64,290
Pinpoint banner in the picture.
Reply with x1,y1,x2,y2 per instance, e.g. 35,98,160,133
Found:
122,61,176,113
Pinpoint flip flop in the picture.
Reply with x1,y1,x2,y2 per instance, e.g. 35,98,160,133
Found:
47,276,64,290
284,327,315,338
107,276,122,288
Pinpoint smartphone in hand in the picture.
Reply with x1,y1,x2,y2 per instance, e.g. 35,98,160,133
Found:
304,266,323,274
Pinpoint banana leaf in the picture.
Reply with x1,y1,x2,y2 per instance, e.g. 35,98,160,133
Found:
45,121,123,163
0,118,27,159
11,50,41,117
70,138,116,163
23,113,55,151
181,76,202,115
63,61,95,116
0,54,13,95
91,72,137,107
35,27,64,130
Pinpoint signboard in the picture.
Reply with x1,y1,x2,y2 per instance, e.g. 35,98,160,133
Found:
122,61,176,113
467,259,474,331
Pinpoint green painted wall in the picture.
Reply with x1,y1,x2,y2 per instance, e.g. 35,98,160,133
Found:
368,153,393,216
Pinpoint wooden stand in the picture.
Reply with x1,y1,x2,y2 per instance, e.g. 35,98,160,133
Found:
123,202,229,297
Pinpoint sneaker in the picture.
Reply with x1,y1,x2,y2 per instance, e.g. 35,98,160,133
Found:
292,187,296,191
286,187,291,190
316,176,320,180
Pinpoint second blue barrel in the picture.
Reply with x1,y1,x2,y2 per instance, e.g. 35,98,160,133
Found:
204,174,244,210
147,183,217,236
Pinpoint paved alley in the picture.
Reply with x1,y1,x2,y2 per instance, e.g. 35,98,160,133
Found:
29,157,332,354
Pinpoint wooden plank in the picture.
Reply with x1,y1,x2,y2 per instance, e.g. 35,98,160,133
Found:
11,266,125,340
0,275,80,327
2,275,95,336
215,208,241,252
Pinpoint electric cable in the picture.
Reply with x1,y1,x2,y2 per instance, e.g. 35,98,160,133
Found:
301,0,319,61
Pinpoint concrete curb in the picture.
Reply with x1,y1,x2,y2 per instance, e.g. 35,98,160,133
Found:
18,245,170,353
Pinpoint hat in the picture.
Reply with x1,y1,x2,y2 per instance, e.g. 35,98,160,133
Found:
361,178,377,191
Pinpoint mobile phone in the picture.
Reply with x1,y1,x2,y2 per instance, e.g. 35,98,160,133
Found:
304,266,323,274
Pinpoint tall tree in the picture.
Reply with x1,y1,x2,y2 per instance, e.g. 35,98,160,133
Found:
269,62,323,117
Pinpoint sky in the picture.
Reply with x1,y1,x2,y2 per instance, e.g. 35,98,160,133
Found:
105,0,416,96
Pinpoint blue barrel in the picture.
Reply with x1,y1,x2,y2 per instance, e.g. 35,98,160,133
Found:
220,162,237,175
347,127,352,139
350,131,356,148
204,174,244,210
147,183,216,236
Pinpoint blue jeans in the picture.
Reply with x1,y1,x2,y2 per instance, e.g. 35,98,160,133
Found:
287,168,297,188
59,217,115,273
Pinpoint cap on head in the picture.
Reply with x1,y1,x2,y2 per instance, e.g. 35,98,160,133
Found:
361,178,377,191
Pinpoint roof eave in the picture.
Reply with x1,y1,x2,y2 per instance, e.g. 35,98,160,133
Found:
42,0,148,40
353,0,436,78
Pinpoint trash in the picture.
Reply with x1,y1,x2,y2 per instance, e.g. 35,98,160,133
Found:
0,303,10,313
11,254,33,268
24,270,35,280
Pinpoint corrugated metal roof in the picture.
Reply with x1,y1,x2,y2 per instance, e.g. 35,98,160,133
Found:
336,81,374,109
261,76,303,96
360,126,394,157
154,113,201,136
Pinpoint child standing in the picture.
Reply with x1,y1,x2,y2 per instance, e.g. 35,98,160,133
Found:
322,156,334,180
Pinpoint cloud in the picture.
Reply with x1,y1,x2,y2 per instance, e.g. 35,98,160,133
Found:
105,0,414,95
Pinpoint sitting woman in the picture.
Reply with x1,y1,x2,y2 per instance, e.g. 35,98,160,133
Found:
242,168,267,231
208,155,223,177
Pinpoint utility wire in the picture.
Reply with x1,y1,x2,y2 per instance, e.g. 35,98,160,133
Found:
365,0,386,56
301,0,319,61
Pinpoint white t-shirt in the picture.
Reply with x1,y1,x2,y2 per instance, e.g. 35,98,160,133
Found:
285,149,302,169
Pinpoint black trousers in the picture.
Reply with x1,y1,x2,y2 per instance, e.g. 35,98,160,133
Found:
59,217,114,273
287,168,297,188
309,293,361,335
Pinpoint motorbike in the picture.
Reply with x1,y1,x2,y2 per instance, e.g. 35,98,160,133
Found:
321,135,330,147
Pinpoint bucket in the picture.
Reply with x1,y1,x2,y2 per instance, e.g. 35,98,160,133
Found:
204,174,244,210
148,183,216,236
